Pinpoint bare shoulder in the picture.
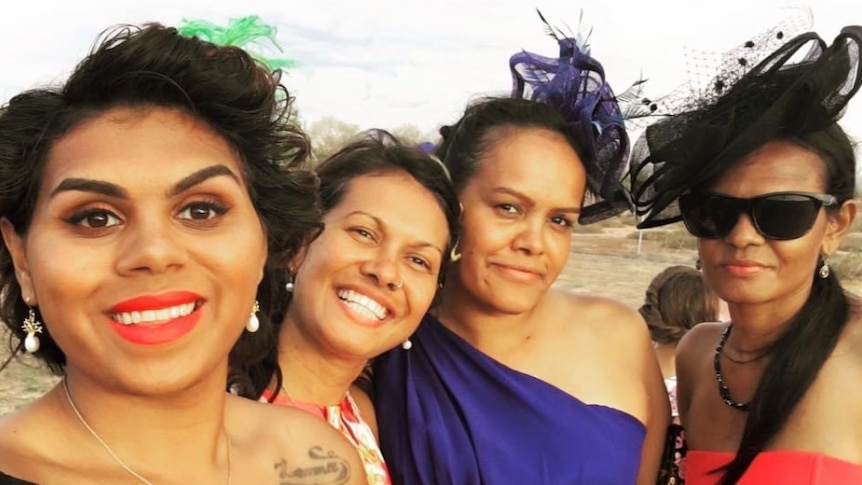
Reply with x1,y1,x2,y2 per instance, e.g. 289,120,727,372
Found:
0,391,68,476
677,321,726,362
229,394,353,447
546,290,669,430
228,396,367,484
0,408,31,467
550,288,652,348
676,321,726,385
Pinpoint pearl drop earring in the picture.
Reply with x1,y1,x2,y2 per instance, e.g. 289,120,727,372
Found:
22,307,43,353
246,300,261,333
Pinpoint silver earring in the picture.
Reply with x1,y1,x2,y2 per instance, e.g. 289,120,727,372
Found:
246,300,260,333
401,339,413,350
22,307,43,353
819,255,830,279
285,276,295,293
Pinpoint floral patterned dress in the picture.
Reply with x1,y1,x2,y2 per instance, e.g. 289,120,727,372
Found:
262,390,391,485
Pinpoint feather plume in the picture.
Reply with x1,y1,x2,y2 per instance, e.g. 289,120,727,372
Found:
177,15,296,71
536,8,562,42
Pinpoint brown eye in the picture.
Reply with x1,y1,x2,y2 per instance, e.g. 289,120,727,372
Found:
349,227,376,242
66,209,121,228
179,202,227,220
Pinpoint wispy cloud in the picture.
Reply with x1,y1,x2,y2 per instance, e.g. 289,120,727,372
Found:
1,0,860,140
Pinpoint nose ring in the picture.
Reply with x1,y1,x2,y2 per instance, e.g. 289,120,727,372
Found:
390,280,403,290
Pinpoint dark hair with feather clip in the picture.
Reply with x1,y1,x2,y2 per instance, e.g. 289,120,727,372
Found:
629,25,862,485
437,10,638,224
0,23,322,378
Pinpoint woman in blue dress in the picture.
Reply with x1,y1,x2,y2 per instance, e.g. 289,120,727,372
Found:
373,13,669,485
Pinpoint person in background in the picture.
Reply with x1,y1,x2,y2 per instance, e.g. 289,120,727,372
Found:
640,265,720,485
639,264,720,422
0,22,365,485
629,23,862,485
373,12,669,485
234,130,460,485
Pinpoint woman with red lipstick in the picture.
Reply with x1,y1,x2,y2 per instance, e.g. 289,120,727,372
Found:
629,24,862,484
0,23,366,485
237,130,460,485
372,13,669,485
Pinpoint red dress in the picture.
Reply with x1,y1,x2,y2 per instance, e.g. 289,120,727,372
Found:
686,450,862,484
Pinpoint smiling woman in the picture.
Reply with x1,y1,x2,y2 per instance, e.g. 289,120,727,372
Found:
234,129,460,485
0,23,366,485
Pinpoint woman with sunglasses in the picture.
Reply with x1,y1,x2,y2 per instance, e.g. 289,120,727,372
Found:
629,25,862,484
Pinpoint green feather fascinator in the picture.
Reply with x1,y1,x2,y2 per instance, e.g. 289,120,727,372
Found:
177,15,295,71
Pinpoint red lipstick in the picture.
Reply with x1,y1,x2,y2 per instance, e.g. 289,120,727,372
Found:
108,291,203,345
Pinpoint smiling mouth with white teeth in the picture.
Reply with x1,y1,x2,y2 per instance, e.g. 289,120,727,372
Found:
337,289,388,321
111,302,198,325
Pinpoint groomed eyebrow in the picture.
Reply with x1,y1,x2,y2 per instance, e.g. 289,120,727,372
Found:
50,179,126,199
491,187,581,214
50,164,240,199
347,210,445,255
168,165,240,196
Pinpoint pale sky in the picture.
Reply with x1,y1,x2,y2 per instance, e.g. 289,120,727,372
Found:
2,0,861,143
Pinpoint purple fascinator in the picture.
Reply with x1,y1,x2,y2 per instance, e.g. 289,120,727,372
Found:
510,10,637,224
417,141,436,153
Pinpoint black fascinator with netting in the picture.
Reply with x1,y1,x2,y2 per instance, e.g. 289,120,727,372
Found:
510,11,641,224
629,23,862,228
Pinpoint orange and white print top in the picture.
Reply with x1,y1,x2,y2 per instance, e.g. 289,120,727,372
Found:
262,389,391,485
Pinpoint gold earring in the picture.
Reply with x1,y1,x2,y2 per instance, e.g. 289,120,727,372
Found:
450,241,462,262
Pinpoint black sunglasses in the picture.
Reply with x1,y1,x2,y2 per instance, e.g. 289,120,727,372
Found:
678,191,838,240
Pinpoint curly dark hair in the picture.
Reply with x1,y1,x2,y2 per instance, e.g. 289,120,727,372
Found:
0,23,322,375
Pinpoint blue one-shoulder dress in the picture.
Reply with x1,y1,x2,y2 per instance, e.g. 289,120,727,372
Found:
373,314,646,485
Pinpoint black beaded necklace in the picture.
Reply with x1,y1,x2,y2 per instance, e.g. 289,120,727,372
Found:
714,325,750,411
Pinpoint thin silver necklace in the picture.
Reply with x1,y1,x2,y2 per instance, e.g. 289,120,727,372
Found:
63,378,232,484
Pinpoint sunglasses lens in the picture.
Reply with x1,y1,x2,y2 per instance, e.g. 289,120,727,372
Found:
679,194,741,238
753,194,822,240
680,192,827,240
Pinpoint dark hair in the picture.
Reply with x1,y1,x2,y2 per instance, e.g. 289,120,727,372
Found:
240,129,461,399
435,97,584,195
639,265,718,345
0,24,322,376
717,123,855,485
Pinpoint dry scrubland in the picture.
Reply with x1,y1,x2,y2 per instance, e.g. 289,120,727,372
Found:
4,213,862,416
